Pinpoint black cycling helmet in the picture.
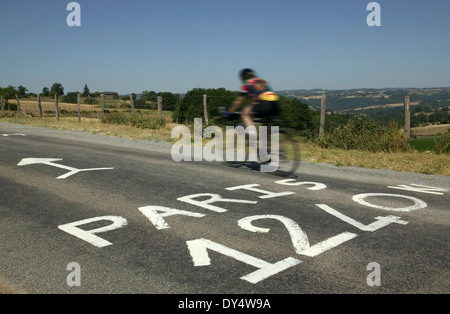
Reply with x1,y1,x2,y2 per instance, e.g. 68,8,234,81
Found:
239,68,256,82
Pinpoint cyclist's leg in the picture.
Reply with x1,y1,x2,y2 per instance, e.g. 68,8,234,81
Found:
253,100,278,162
241,103,255,128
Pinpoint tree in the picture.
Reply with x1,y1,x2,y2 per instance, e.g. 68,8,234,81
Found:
173,88,239,124
82,84,90,97
42,87,50,96
158,92,180,111
0,85,18,101
142,90,157,101
17,86,28,97
279,97,317,134
50,83,64,96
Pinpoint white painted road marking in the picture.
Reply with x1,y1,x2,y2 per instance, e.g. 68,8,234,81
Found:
387,184,448,195
186,238,301,284
58,216,128,248
316,204,408,231
275,179,327,190
238,214,357,257
226,184,295,199
1,133,26,137
17,158,113,179
56,180,434,285
177,193,257,213
138,205,205,230
352,193,428,212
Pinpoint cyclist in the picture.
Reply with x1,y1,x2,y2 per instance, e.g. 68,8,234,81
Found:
226,69,281,164
228,68,280,128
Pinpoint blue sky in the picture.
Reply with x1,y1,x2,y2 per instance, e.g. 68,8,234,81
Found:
1,0,449,95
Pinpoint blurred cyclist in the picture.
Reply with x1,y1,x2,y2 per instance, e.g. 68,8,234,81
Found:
228,68,280,128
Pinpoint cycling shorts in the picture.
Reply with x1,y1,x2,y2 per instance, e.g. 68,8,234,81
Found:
252,100,280,120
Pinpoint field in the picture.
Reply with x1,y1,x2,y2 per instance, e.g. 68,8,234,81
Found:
410,137,437,152
341,101,420,112
411,124,450,137
4,96,129,117
410,124,450,153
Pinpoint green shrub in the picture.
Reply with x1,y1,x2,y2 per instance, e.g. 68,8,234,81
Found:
84,98,99,105
133,99,152,109
317,117,409,153
435,133,449,154
102,112,128,125
6,103,17,111
62,92,78,104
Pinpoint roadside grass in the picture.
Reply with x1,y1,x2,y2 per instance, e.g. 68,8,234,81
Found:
302,142,449,175
0,115,177,142
0,286,17,294
1,115,449,176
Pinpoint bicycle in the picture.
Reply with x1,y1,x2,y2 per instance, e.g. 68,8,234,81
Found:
221,111,300,177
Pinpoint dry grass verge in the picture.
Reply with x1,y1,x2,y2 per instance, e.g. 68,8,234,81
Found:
302,143,449,176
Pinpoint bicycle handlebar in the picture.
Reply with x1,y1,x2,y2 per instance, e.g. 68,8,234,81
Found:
221,111,241,122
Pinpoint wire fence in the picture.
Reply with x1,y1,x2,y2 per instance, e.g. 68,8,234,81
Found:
0,93,232,125
0,94,167,121
1,93,416,143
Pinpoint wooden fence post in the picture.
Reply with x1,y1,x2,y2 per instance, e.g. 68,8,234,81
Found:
37,94,42,118
319,94,326,137
130,95,134,117
1,95,4,116
203,94,209,125
77,93,81,123
15,94,22,117
55,94,59,121
404,96,411,141
157,96,163,121
101,94,105,119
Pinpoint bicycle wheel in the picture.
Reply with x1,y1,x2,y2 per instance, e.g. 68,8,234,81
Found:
272,130,301,177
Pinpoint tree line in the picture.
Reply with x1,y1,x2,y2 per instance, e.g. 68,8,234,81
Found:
1,83,67,100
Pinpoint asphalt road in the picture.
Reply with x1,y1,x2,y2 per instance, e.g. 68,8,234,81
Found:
0,123,449,295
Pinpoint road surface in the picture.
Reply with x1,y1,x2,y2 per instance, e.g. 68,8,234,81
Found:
0,123,448,296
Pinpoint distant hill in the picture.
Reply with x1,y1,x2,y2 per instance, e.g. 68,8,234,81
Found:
277,87,450,112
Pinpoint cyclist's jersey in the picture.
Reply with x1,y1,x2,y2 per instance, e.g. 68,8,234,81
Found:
240,78,280,102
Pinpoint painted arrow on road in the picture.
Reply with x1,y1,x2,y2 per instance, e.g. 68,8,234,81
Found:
17,158,113,179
